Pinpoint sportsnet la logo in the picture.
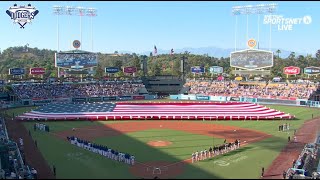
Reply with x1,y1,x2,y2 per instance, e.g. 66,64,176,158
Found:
6,4,39,29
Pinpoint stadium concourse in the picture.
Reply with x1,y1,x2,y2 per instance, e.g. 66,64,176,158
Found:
16,102,293,121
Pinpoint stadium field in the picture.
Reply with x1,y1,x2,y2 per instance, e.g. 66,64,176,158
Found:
5,102,320,179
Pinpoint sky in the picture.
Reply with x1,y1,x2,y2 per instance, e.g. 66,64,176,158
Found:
0,1,319,55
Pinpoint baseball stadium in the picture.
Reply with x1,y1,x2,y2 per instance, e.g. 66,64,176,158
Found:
1,1,320,179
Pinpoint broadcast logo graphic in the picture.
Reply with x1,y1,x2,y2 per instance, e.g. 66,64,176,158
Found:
6,4,39,29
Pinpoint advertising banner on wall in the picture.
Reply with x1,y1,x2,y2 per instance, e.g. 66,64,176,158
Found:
191,66,205,73
103,96,117,101
283,66,300,75
304,66,320,75
30,67,45,75
123,67,137,73
227,97,240,102
89,97,102,102
132,96,145,100
196,95,210,100
209,66,223,74
72,97,87,102
105,67,120,74
118,96,132,100
9,68,25,75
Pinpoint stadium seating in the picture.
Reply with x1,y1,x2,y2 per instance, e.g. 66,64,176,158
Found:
184,79,318,100
12,81,145,99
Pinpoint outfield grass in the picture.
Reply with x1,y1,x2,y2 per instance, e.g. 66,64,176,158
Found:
6,104,320,179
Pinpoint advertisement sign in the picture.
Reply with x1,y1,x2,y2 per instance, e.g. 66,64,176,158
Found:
227,97,240,102
55,52,98,69
247,39,257,49
119,96,132,100
283,66,300,75
30,67,45,75
89,97,102,102
304,66,320,75
132,96,145,100
103,96,117,101
65,70,89,74
230,49,273,70
241,97,257,103
33,100,51,106
196,96,210,100
105,67,120,74
73,40,81,49
191,66,205,73
72,97,87,102
263,15,312,31
209,66,223,74
217,76,224,81
123,67,137,73
9,68,25,75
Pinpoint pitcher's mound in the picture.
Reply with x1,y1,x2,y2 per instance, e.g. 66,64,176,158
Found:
148,140,172,147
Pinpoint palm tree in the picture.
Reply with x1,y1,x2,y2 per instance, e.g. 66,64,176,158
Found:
288,52,296,60
316,49,320,60
276,49,281,59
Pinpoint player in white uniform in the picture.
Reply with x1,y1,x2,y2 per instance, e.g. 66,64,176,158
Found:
204,149,207,160
195,151,199,161
200,150,204,160
130,155,135,165
191,152,195,163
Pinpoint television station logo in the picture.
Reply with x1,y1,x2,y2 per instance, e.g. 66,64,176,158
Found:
6,4,39,29
263,14,312,31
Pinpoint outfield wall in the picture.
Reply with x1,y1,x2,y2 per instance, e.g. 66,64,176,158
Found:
170,94,320,108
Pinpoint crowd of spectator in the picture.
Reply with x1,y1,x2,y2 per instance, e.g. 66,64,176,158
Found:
67,136,135,165
0,117,34,179
184,79,318,99
285,143,319,179
12,81,145,99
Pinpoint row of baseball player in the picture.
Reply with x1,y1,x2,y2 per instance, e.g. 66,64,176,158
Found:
33,123,50,132
67,136,135,165
192,139,241,163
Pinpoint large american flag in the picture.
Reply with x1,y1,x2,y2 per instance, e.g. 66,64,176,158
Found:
17,102,293,121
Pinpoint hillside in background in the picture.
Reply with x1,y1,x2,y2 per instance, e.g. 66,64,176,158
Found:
0,46,319,80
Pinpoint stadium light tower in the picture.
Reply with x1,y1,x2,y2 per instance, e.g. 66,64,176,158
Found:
86,8,97,52
77,7,86,50
65,6,76,50
232,3,277,51
53,5,64,78
53,6,64,52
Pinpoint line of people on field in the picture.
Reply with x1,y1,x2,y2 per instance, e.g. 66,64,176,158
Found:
67,136,135,165
33,123,50,132
192,139,241,163
279,123,290,132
